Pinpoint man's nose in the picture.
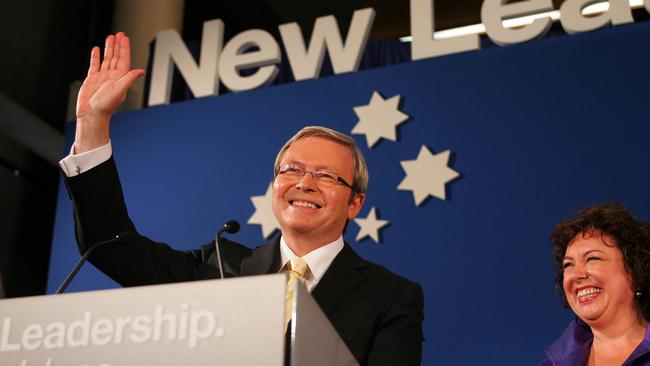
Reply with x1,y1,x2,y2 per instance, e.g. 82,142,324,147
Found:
296,171,318,191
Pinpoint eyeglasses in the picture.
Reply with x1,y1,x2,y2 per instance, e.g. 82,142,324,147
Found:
276,164,354,190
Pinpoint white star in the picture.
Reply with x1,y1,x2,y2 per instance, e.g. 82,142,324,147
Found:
397,145,460,206
354,207,389,243
247,182,280,238
351,91,409,148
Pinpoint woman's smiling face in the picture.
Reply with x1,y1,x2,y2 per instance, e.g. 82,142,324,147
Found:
562,229,636,327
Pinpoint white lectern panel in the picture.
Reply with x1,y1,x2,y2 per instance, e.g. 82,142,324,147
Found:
0,274,286,366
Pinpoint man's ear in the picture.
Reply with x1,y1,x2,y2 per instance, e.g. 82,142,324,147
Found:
347,193,366,220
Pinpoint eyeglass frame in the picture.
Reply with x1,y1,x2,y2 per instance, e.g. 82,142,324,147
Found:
275,163,355,190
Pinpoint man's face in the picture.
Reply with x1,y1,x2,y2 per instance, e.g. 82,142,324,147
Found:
272,136,364,244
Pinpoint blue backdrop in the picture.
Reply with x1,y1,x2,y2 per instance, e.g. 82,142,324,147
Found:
49,21,650,365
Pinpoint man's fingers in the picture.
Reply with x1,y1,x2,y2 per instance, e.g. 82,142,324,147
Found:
115,34,132,71
113,69,145,95
87,47,100,76
109,32,123,70
100,35,115,71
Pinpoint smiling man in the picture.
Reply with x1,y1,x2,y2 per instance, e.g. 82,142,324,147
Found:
272,133,365,256
60,33,424,365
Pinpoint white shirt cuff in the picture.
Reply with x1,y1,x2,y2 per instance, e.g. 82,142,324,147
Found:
59,142,112,177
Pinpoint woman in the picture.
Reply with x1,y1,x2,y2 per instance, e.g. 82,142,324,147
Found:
543,202,650,365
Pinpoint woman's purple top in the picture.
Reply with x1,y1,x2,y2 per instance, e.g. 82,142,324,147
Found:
542,319,650,366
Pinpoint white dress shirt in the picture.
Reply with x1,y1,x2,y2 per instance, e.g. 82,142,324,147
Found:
279,236,344,293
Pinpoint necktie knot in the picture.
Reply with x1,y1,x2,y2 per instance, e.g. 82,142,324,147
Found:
288,257,308,279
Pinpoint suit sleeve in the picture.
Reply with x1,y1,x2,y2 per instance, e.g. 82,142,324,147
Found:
367,281,424,366
64,156,207,286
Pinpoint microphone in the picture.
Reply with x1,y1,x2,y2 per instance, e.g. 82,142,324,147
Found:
55,231,134,294
218,220,240,235
214,220,240,279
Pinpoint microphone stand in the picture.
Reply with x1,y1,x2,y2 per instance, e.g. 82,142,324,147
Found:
55,232,133,294
214,220,240,280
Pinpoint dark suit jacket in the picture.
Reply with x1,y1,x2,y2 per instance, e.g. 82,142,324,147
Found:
65,157,424,365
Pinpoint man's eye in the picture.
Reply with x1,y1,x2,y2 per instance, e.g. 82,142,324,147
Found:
315,172,337,182
283,166,302,174
587,257,601,262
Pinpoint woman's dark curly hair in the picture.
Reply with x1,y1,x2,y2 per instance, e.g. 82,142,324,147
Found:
550,202,650,321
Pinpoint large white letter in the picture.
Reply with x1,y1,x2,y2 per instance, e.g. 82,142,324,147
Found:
219,29,281,92
66,311,91,347
279,8,375,81
90,318,114,346
0,318,20,351
43,322,65,349
560,0,633,34
188,311,215,348
482,0,554,46
410,0,479,60
21,324,43,350
148,19,224,106
129,315,153,343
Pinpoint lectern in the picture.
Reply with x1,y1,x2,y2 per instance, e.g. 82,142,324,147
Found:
0,274,358,365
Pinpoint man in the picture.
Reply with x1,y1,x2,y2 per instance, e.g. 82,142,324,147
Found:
61,32,424,365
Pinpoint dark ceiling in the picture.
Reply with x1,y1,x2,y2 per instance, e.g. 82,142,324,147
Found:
0,0,521,129
0,0,576,133
183,0,490,41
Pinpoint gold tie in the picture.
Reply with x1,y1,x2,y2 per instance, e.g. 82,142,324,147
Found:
285,257,308,331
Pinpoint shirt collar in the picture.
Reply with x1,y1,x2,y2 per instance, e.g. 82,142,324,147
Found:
279,236,344,292
545,319,593,365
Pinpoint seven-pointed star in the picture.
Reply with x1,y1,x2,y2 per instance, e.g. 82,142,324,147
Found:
354,207,389,243
351,91,409,148
398,145,460,206
247,182,280,238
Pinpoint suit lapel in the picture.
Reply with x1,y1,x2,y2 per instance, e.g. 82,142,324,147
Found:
311,243,368,315
240,237,281,276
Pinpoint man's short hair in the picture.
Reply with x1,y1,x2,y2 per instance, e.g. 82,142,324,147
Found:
274,126,368,195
